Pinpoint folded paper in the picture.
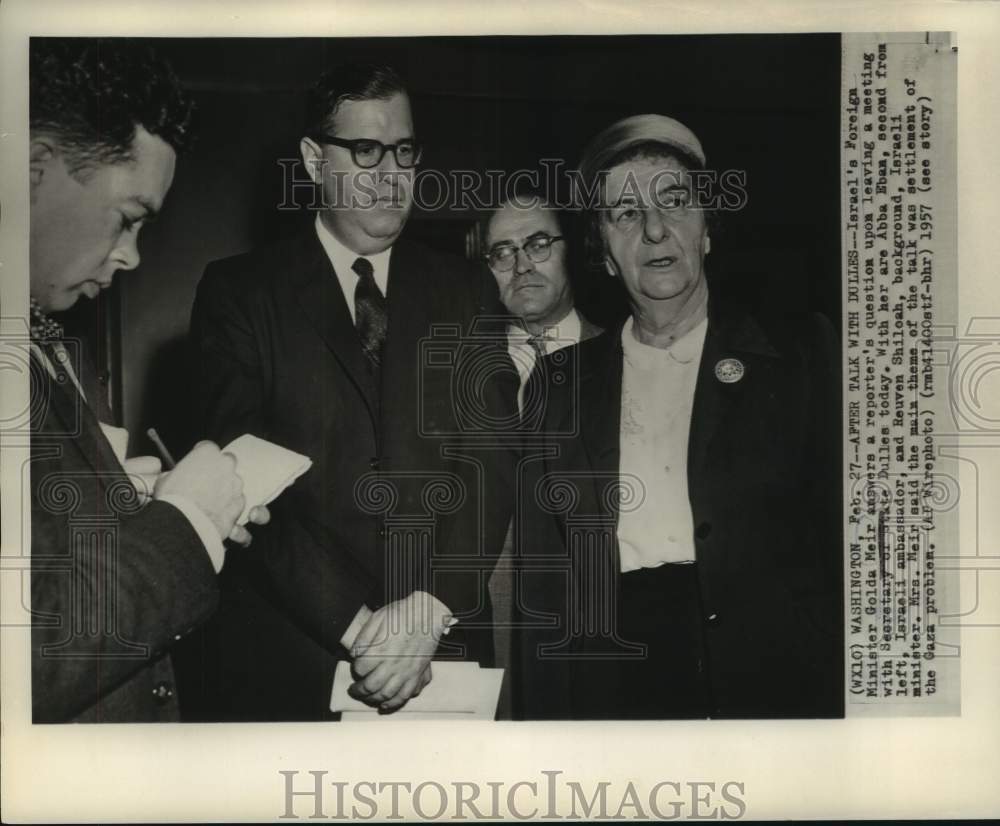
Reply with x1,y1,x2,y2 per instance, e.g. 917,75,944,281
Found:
223,434,312,525
330,660,503,719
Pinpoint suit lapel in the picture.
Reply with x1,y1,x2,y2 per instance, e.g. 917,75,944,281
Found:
289,230,379,423
546,331,622,528
688,301,780,486
381,240,428,414
33,345,123,478
577,314,604,343
547,331,623,653
577,333,623,515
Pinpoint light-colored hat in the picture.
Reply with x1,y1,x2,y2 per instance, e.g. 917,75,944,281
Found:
577,114,706,204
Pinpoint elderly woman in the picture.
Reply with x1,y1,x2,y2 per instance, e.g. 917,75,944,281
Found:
511,115,842,719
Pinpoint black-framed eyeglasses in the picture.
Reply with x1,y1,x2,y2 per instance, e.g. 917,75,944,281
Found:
485,235,564,272
312,134,424,169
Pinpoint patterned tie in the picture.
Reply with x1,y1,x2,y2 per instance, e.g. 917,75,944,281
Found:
29,296,64,342
28,298,77,401
352,257,388,368
29,297,113,418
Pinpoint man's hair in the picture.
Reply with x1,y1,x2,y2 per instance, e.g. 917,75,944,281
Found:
484,186,567,244
30,38,196,175
304,63,408,136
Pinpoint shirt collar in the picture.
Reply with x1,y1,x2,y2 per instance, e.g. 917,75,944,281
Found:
508,307,582,354
314,214,392,296
621,314,708,368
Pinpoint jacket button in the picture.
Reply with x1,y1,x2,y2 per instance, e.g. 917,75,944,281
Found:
707,612,719,623
696,522,712,540
369,457,380,470
378,526,386,538
152,682,174,704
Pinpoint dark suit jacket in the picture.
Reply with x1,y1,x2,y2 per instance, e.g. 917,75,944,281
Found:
512,298,843,719
489,309,603,717
189,230,516,720
29,344,218,723
577,314,604,344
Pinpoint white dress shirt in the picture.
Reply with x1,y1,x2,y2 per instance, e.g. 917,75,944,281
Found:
31,341,226,573
507,307,582,415
315,214,391,321
616,315,708,572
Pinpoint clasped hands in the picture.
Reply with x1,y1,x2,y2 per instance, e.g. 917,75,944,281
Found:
347,590,452,713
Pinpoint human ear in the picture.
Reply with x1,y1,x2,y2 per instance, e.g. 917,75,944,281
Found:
299,137,324,185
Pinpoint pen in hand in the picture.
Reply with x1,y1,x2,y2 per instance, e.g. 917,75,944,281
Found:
146,427,177,470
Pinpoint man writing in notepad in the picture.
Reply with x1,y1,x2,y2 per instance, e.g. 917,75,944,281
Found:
28,39,270,722
192,62,516,719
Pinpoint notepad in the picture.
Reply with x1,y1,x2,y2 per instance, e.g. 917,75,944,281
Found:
100,422,130,466
330,660,504,719
223,434,312,525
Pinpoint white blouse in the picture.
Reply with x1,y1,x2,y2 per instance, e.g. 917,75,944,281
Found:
617,315,707,571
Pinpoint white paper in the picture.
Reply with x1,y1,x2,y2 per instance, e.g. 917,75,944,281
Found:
222,433,312,525
99,422,129,466
330,660,504,719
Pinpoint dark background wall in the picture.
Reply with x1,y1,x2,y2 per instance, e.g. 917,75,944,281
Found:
65,34,841,454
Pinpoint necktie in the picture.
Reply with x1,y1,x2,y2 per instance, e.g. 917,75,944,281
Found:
352,257,388,368
29,296,64,342
30,297,115,418
527,333,548,360
520,334,549,424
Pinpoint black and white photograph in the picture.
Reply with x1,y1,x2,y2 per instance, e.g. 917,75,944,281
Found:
22,32,844,724
1,1,997,822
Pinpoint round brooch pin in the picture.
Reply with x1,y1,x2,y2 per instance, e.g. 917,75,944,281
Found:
714,357,745,384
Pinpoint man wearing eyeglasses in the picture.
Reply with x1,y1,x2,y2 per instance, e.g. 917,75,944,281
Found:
191,63,515,720
484,191,603,417
482,192,602,700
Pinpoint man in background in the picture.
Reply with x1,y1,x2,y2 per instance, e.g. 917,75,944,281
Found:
481,192,602,690
192,62,515,719
483,191,603,414
28,38,268,722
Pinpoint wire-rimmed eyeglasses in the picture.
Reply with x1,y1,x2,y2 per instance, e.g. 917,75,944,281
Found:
485,235,564,272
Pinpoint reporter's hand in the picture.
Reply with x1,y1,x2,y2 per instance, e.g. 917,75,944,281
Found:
123,455,161,504
153,441,244,541
349,591,451,711
227,504,271,547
